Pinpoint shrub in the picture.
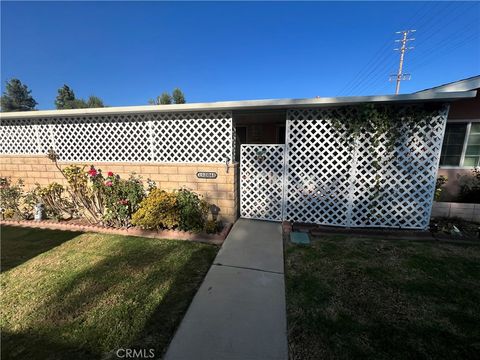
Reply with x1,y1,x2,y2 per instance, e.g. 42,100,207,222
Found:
32,182,75,220
64,165,106,223
176,188,209,232
0,177,33,220
53,161,145,226
435,175,448,201
459,167,480,203
103,173,145,227
131,189,180,230
204,219,222,234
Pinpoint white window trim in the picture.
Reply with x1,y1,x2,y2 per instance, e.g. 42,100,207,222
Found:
439,119,480,169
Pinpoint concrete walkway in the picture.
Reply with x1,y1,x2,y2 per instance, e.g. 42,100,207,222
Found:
164,219,288,360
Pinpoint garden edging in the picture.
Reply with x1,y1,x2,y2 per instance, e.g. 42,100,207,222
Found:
0,219,232,245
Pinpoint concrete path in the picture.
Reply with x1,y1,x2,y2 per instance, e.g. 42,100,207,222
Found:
164,219,288,360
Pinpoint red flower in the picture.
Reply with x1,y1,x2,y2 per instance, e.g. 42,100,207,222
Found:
107,171,114,177
118,199,129,205
88,168,97,177
105,181,113,187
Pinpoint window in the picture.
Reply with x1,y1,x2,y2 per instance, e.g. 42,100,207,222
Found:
464,123,480,167
439,122,480,167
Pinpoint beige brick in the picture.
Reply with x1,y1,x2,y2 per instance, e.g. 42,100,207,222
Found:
107,165,125,173
31,164,46,172
217,199,234,208
169,174,187,182
186,175,201,182
140,166,156,174
34,178,50,185
10,158,25,164
217,183,234,192
178,182,198,190
211,191,228,200
161,181,179,189
0,157,12,164
198,183,218,191
5,164,19,171
22,158,37,165
177,166,197,175
148,173,169,182
123,165,141,174
54,171,66,179
213,175,227,183
158,166,178,174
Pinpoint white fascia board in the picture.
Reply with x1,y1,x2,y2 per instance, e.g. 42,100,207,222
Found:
0,90,477,119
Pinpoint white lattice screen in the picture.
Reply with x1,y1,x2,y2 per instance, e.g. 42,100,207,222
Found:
1,111,233,163
240,145,285,221
285,106,448,229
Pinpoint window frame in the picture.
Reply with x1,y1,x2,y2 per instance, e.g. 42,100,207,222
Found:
439,119,480,169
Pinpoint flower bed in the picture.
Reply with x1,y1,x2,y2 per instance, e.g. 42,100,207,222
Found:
0,151,226,238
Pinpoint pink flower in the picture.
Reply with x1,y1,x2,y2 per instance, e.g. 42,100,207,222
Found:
107,171,114,177
105,181,113,187
118,199,129,205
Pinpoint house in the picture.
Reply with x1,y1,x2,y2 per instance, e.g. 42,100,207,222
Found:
1,76,478,230
416,75,480,201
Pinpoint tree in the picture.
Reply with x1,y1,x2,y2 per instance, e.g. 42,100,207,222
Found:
55,85,76,109
55,85,105,109
159,92,172,105
86,95,104,108
149,89,186,105
0,78,38,112
172,88,186,104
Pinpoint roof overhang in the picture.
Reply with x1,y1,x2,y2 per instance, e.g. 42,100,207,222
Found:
0,90,477,119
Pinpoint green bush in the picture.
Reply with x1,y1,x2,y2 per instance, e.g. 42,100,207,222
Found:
131,188,216,232
176,188,209,232
204,219,222,234
131,189,180,230
102,172,145,227
459,167,480,203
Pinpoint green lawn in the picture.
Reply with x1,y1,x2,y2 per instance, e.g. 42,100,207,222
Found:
1,226,218,360
285,236,480,360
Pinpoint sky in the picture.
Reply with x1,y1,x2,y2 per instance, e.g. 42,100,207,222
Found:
1,1,479,110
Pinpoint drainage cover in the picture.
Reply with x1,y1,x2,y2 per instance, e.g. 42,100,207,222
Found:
290,232,310,245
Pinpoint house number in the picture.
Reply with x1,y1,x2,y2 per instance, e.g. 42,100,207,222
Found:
197,171,217,179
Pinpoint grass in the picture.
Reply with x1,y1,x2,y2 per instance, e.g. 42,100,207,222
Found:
285,236,480,360
1,226,218,360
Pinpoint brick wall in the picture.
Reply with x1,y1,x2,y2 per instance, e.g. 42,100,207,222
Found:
0,155,239,223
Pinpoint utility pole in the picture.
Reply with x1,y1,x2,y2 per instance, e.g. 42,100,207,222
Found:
390,30,415,94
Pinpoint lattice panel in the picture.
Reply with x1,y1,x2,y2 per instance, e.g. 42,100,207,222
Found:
348,107,448,229
241,144,285,221
51,114,151,162
0,118,39,154
285,109,354,226
151,112,233,163
285,106,448,230
1,111,233,164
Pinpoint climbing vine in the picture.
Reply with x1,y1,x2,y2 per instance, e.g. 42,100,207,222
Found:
330,103,440,217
